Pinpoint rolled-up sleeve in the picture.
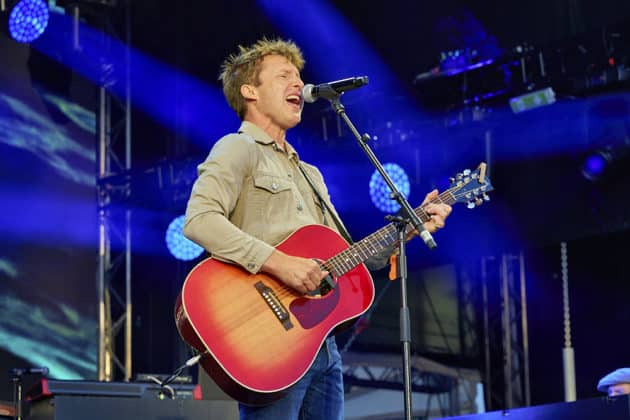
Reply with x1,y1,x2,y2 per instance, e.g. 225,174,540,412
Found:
183,134,275,274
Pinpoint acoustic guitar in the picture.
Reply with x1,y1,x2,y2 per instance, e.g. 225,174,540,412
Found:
175,163,493,405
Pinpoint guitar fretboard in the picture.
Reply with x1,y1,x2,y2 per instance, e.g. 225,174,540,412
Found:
323,190,456,277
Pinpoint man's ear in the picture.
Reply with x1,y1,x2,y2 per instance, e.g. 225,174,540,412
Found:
240,84,257,101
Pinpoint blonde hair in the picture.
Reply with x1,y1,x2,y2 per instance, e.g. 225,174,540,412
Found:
219,38,305,120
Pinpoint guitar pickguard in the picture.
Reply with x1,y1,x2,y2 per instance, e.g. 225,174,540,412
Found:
289,284,341,329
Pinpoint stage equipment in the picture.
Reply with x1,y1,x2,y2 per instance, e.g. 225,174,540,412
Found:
581,145,629,181
91,0,132,382
55,0,118,8
481,253,530,411
302,76,368,103
23,379,238,420
560,242,576,402
0,0,48,43
311,85,491,419
581,148,612,181
437,394,630,419
343,352,482,418
10,365,48,420
413,22,630,111
27,378,201,401
369,163,410,213
165,215,203,261
509,87,556,113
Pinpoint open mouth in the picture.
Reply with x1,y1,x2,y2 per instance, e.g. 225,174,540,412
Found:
286,94,303,109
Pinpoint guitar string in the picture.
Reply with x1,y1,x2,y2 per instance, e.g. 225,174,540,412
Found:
325,190,455,277
295,182,482,295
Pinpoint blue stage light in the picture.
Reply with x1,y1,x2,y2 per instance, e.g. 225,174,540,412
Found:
581,150,611,181
369,163,410,213
165,215,203,261
8,0,49,43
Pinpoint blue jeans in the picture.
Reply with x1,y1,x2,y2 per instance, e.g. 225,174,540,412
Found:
239,337,344,420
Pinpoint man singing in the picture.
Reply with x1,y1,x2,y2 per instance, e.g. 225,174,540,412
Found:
183,37,452,420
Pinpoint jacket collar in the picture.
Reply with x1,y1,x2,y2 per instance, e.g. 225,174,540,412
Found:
238,121,299,161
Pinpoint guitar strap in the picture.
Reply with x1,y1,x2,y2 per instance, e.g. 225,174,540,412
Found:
298,163,354,245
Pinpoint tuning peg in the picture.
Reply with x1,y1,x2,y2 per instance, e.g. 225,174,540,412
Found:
463,169,471,176
483,193,490,201
467,202,476,209
449,177,455,184
475,198,483,206
456,172,463,180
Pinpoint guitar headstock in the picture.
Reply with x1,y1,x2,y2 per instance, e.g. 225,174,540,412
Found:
448,162,494,209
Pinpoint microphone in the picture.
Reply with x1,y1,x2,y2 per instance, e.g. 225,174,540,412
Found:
302,76,368,103
11,367,49,376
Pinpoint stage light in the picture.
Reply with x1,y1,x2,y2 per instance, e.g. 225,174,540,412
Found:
8,0,49,43
509,87,556,114
369,163,410,213
581,145,629,181
581,150,611,181
165,215,203,261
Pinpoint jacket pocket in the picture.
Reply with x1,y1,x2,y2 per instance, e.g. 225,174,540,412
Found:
253,174,292,194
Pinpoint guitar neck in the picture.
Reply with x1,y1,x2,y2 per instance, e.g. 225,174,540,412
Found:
323,190,457,278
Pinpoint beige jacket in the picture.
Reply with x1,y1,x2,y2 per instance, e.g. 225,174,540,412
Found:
183,121,345,273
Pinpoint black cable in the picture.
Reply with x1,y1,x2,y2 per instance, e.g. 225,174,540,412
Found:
149,351,208,399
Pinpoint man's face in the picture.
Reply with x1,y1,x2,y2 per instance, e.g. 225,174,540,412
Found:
250,54,304,130
609,383,630,397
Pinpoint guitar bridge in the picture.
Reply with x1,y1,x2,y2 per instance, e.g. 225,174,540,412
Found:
254,281,293,331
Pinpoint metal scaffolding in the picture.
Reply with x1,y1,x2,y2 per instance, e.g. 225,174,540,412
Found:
343,352,481,418
93,0,133,381
481,253,531,410
339,266,484,418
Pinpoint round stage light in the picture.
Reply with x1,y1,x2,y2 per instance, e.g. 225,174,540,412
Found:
165,215,204,261
581,150,611,181
369,163,410,213
8,0,49,43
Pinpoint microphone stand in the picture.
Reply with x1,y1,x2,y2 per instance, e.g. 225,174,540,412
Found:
11,373,23,420
10,367,49,420
326,95,436,420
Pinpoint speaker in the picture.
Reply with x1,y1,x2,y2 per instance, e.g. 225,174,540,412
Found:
23,379,238,420
28,396,235,420
28,379,200,401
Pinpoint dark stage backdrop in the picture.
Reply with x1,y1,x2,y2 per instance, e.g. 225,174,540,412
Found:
0,32,98,394
525,230,630,404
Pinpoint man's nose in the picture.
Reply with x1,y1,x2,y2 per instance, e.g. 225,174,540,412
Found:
292,75,304,88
